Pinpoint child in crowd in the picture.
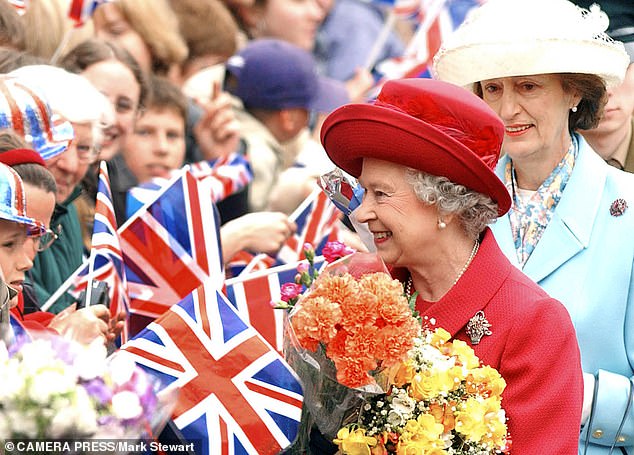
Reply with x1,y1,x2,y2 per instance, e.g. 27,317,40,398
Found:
115,74,297,264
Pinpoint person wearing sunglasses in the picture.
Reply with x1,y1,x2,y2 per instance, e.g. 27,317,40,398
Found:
0,160,46,343
0,139,121,346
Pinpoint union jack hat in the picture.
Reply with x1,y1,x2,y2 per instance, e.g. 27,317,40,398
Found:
0,77,74,161
0,162,45,234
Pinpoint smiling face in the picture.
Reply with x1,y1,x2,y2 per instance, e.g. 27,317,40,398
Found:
81,59,141,160
0,219,32,300
479,74,579,165
122,107,186,184
46,123,93,203
355,158,438,268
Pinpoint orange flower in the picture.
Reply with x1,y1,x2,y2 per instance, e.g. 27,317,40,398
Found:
340,289,379,332
291,295,343,350
311,273,358,305
429,401,457,432
375,318,419,366
346,326,380,360
335,356,376,388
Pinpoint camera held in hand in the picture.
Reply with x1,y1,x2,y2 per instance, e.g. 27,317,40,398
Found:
76,280,110,309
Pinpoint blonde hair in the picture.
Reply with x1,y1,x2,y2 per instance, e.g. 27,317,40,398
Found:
22,0,93,60
115,0,188,74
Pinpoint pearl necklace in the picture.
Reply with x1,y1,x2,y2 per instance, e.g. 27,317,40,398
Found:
405,240,480,298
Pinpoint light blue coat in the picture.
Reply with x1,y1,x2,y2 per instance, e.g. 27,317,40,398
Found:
490,134,634,455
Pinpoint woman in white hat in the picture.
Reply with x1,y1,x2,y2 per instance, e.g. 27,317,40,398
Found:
434,0,634,453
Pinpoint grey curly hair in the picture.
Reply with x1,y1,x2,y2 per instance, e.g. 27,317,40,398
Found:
406,169,498,240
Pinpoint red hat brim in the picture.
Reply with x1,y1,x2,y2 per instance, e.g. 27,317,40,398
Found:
321,103,511,216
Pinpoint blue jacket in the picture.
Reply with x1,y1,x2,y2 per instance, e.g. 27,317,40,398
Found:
491,134,634,454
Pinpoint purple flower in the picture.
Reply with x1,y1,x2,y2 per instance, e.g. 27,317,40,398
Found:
82,378,113,405
280,283,303,302
322,241,355,263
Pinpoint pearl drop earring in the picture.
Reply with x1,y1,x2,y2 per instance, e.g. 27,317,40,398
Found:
438,220,447,229
571,106,578,113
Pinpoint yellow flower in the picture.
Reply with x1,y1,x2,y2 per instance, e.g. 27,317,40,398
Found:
447,340,480,369
334,426,377,455
455,397,505,444
409,367,458,400
482,410,508,448
430,328,451,347
401,413,445,447
470,365,507,397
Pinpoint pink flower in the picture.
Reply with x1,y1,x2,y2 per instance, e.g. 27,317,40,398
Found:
280,283,303,302
322,241,355,263
297,262,309,274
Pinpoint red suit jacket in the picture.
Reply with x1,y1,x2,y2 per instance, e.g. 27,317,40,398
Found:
400,228,583,454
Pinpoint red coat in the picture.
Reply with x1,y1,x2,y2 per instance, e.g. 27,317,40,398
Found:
399,229,583,454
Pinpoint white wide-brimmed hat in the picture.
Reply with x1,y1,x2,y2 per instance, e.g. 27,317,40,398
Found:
433,0,629,88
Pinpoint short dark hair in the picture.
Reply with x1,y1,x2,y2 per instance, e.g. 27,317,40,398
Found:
560,73,607,130
144,74,188,125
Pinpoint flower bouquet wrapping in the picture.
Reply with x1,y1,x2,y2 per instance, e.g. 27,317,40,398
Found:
0,334,176,453
278,243,422,452
334,323,511,454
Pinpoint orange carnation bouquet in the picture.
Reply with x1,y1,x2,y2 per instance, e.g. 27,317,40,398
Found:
277,243,421,452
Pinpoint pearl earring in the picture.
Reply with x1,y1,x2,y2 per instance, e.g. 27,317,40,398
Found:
438,220,447,229
571,106,578,113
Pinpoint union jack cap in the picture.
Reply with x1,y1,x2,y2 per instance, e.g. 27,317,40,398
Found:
0,162,45,234
0,77,74,161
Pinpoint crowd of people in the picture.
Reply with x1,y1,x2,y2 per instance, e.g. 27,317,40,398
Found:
0,0,631,453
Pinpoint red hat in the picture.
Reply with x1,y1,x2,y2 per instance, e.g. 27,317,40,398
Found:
0,148,46,167
320,78,511,216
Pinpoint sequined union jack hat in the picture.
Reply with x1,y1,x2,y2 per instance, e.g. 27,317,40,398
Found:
0,76,74,161
0,162,45,235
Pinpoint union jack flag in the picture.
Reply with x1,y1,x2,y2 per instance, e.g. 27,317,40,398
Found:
227,187,340,277
225,259,323,352
45,163,131,340
373,0,484,88
121,170,223,334
42,169,223,337
122,282,303,455
68,0,109,26
126,152,252,220
9,314,31,344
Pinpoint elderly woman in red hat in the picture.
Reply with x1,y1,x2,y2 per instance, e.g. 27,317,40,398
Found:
320,78,583,453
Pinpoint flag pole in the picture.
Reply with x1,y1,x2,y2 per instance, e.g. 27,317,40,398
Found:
50,26,75,65
241,185,322,274
40,257,89,312
363,8,398,72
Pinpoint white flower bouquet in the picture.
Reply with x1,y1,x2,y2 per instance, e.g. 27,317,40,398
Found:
0,334,174,450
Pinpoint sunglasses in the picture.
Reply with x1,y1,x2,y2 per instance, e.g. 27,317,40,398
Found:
26,224,61,252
